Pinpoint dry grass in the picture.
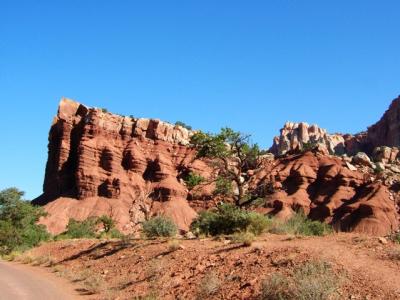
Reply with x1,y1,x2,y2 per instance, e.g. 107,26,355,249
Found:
260,273,293,300
18,254,34,264
387,248,400,260
260,260,341,300
145,260,164,279
196,271,221,300
32,254,55,267
82,273,105,294
167,240,181,252
1,251,22,261
231,232,255,247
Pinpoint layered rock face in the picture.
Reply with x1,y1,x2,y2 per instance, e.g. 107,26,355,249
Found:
34,98,211,234
250,150,399,235
269,122,371,156
367,96,400,148
270,122,348,155
35,97,400,236
271,96,400,156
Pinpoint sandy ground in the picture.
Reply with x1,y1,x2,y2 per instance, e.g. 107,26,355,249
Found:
14,233,400,299
0,260,84,300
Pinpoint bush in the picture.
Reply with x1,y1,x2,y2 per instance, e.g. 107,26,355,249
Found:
58,218,98,239
293,261,340,300
0,188,50,255
260,260,340,300
175,121,192,130
273,213,332,236
57,215,122,240
260,273,293,300
231,232,255,247
247,212,274,235
167,240,181,252
100,227,123,239
98,215,115,233
184,172,205,190
142,216,177,238
190,203,269,236
196,271,220,299
214,176,233,196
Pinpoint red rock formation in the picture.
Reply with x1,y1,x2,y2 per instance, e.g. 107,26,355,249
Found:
35,97,400,236
271,96,400,156
34,98,211,234
250,150,398,235
270,122,370,156
367,96,400,149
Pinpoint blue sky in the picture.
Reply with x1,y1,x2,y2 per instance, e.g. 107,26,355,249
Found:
1,0,399,199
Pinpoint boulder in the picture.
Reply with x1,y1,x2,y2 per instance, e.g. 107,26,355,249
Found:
373,146,399,164
352,152,373,167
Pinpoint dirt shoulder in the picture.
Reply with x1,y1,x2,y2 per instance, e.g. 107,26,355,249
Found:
15,233,400,299
0,260,86,300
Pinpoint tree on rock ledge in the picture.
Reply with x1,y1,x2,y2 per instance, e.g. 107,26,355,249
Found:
190,127,261,205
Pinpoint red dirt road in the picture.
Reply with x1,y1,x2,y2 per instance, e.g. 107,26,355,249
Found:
0,260,81,300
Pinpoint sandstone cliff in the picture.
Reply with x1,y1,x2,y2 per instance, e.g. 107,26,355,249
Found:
35,97,400,236
367,96,400,149
34,98,211,234
270,96,400,156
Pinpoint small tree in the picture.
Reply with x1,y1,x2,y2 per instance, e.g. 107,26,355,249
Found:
191,128,261,205
98,215,115,233
184,172,205,190
0,188,50,254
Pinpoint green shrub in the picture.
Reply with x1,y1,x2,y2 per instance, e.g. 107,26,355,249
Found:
184,172,205,190
98,215,115,233
273,213,332,236
100,228,123,239
0,188,50,255
214,177,233,196
175,121,192,130
56,215,123,240
142,216,178,238
58,218,98,239
247,212,274,235
190,203,269,236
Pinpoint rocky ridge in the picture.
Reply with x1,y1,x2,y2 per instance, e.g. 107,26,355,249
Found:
34,96,400,236
34,98,212,234
271,96,400,157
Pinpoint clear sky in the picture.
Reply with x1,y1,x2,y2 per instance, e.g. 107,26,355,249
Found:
1,0,399,200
